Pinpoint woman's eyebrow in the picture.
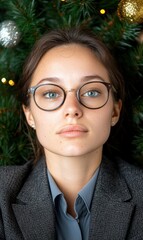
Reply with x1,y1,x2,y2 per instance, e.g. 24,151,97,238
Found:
82,75,106,82
37,75,106,85
37,77,61,84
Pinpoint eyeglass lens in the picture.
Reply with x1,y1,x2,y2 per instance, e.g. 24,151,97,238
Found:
33,82,110,111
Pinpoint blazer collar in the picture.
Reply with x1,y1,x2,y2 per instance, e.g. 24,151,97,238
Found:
12,157,134,240
12,158,56,240
89,156,134,240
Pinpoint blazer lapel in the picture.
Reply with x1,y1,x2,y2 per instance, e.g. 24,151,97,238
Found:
89,157,134,240
12,159,56,240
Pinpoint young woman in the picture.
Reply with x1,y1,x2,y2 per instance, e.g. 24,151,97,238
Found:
0,28,143,240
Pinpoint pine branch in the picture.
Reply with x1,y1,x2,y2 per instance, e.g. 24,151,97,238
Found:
133,96,143,125
4,0,41,44
95,0,119,10
132,96,143,162
0,84,34,166
132,130,143,162
1,0,143,165
133,44,143,77
93,14,141,49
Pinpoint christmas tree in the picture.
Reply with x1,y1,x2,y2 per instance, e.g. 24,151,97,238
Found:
0,0,143,166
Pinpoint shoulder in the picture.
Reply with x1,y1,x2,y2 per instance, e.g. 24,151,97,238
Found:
0,161,33,198
102,156,143,196
116,157,143,178
0,160,33,182
103,155,143,178
115,157,143,195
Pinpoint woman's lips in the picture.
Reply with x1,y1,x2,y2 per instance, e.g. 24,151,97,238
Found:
57,125,88,138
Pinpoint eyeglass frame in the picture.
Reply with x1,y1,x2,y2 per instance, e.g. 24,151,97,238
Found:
27,81,113,111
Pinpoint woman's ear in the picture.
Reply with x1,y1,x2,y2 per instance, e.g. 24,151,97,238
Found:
22,105,35,129
111,100,122,126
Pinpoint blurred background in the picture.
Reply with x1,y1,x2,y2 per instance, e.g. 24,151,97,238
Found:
0,0,143,166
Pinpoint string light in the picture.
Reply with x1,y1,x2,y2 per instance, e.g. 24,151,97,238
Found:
1,78,7,84
8,80,15,86
1,78,15,86
100,9,106,15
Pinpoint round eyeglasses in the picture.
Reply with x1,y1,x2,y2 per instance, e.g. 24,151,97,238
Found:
27,81,112,111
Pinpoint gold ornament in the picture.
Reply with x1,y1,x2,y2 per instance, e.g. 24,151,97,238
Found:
117,0,143,23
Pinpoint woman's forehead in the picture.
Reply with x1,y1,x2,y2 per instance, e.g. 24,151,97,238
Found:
31,43,109,86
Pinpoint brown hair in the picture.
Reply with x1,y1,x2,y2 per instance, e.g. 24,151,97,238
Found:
17,27,125,162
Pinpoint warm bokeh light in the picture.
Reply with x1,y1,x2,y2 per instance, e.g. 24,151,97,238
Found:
100,9,106,14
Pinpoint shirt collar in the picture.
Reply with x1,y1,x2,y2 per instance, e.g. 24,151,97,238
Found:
47,167,100,212
48,171,62,202
78,167,99,211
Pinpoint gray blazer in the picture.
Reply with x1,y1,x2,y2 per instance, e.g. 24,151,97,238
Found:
0,157,143,240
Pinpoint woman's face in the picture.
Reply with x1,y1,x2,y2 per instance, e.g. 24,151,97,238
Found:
23,44,121,159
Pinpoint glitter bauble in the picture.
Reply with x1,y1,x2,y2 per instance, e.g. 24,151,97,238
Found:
117,0,143,23
0,20,21,48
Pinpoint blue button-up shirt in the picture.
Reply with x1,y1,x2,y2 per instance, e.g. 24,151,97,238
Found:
48,168,99,240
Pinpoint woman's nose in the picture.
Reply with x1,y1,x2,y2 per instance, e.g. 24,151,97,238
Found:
63,91,83,118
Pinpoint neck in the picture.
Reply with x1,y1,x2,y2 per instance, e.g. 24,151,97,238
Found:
45,150,102,216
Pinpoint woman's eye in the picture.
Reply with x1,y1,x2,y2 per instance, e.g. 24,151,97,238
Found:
83,90,100,97
43,92,59,99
